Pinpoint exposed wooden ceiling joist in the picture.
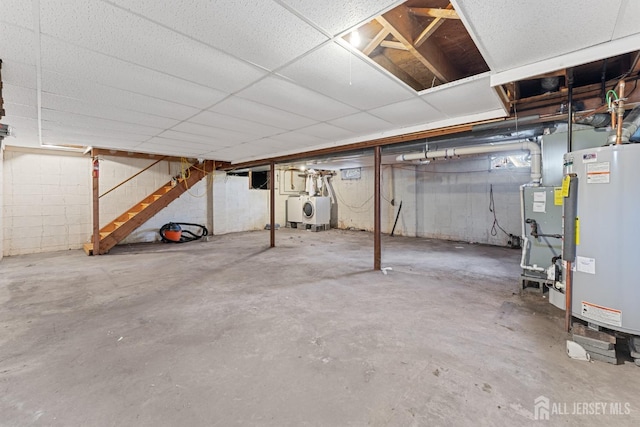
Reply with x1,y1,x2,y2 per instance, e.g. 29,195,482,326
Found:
408,7,459,19
377,4,462,83
371,53,425,90
414,3,453,48
362,28,389,56
380,40,408,51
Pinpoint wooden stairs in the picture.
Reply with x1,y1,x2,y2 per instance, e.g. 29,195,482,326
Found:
83,160,215,255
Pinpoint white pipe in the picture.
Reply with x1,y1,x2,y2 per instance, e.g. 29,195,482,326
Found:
520,237,545,272
396,141,542,185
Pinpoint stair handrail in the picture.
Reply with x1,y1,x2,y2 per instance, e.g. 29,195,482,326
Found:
99,156,167,198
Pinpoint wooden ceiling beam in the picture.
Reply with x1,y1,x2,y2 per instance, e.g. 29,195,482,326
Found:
92,148,230,168
371,53,424,91
408,7,459,19
377,5,462,83
380,40,408,51
414,3,453,48
362,28,389,56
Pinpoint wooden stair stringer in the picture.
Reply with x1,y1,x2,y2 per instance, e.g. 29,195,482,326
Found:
85,160,214,255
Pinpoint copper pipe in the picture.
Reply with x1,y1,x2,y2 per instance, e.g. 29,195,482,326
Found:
616,80,626,144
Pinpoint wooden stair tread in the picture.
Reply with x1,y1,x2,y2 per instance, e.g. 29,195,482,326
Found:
84,161,213,256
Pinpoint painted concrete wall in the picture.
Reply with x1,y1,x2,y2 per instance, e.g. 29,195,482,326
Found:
332,155,530,246
2,151,276,255
2,149,92,256
212,171,273,234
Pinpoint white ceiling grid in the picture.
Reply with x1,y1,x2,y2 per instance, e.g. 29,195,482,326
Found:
1,0,635,163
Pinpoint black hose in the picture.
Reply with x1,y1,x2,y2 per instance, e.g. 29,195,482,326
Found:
159,222,208,243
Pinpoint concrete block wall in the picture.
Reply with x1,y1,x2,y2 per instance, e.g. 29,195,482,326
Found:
332,156,530,246
2,148,91,256
99,157,183,228
331,166,395,232
212,171,275,234
2,150,281,256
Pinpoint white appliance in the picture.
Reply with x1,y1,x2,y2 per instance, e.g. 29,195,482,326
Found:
301,196,330,225
287,196,302,223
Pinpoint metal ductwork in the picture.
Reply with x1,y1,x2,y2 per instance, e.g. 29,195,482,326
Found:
607,105,640,144
396,140,542,185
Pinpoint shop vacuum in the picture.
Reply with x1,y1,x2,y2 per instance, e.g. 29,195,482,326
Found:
159,222,208,243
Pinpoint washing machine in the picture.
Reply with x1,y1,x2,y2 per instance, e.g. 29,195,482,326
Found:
286,196,302,224
301,196,330,225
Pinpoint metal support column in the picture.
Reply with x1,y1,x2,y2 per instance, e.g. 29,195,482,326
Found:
374,146,381,270
91,150,100,256
270,162,275,248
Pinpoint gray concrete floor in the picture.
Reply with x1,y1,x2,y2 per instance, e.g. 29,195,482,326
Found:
1,229,638,426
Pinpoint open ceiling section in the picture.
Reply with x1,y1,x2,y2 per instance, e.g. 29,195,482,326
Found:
501,51,640,116
344,0,489,92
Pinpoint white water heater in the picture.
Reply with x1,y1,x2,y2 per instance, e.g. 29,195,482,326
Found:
564,143,640,334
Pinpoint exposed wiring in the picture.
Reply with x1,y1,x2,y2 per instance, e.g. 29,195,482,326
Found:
489,184,509,237
179,158,215,198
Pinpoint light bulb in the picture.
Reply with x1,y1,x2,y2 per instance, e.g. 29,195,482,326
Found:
350,30,361,48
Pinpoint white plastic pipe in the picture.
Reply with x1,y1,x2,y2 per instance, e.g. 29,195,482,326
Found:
520,237,545,272
396,141,542,184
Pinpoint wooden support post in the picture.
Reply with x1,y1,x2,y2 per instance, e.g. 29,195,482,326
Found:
374,146,381,270
91,150,100,256
270,162,275,248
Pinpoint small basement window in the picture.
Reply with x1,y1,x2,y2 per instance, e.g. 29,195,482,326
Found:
249,171,270,190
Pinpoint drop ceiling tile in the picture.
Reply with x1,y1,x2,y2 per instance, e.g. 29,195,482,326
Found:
612,0,640,39
210,97,317,130
368,98,446,127
237,76,358,121
1,60,37,89
41,93,181,129
204,144,258,161
109,0,328,71
41,71,200,121
278,42,414,110
42,123,151,143
171,122,255,143
296,123,355,140
456,0,623,71
156,130,225,146
280,0,398,36
134,142,205,157
0,0,33,29
42,109,162,136
0,115,39,147
189,110,285,136
328,112,394,134
39,0,266,92
3,102,38,120
267,132,328,146
253,137,299,150
40,36,227,108
420,74,504,117
41,136,138,151
0,24,35,65
2,84,37,108
144,137,230,151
